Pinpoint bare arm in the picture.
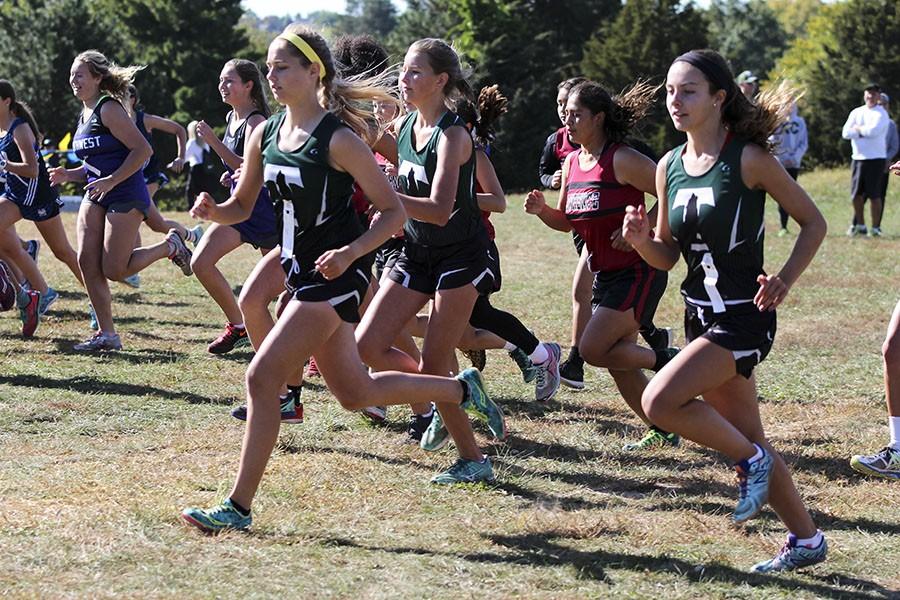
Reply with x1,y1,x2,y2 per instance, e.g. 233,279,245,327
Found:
474,148,505,213
371,131,398,165
144,113,187,169
622,152,680,271
6,124,39,179
742,144,826,311
523,155,571,232
85,101,151,201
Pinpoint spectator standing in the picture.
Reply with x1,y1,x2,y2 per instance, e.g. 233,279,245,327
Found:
842,83,889,236
770,103,808,236
878,93,899,217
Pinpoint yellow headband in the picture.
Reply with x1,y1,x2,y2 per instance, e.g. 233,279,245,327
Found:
278,33,326,81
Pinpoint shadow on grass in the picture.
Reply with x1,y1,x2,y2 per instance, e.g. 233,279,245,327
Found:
782,450,859,481
320,533,894,599
0,373,228,405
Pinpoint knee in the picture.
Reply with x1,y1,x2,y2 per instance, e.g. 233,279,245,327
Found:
356,333,383,367
641,383,669,425
578,339,602,366
190,249,216,275
77,251,100,277
102,262,128,282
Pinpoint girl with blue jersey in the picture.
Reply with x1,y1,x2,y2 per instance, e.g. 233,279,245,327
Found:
180,25,504,532
622,49,827,573
356,39,508,485
0,80,81,336
48,50,193,351
192,59,278,355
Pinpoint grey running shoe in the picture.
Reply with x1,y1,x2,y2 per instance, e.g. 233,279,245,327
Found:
751,533,827,573
74,331,123,352
166,229,193,276
430,457,495,485
534,342,562,402
850,446,900,480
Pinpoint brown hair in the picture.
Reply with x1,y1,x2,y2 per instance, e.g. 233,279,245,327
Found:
455,84,509,149
74,50,144,103
569,79,658,144
0,80,41,141
558,77,587,92
673,49,798,148
277,25,399,146
408,38,473,112
224,58,271,118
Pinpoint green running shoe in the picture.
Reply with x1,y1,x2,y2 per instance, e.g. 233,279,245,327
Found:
850,446,900,480
508,347,537,383
458,367,507,440
622,427,680,451
420,408,450,452
751,532,827,572
181,498,251,533
430,457,495,485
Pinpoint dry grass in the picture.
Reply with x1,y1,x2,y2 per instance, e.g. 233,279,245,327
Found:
1,167,899,599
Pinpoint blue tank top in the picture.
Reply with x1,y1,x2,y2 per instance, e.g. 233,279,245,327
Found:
0,118,58,207
135,110,160,177
221,110,276,232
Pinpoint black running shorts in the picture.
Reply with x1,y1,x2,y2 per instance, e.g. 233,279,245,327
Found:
591,261,667,328
284,255,371,324
684,302,777,379
388,236,495,296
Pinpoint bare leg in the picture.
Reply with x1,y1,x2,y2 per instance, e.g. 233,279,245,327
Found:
0,201,48,294
571,245,592,348
190,223,244,324
852,194,866,227
885,300,900,419
35,215,83,286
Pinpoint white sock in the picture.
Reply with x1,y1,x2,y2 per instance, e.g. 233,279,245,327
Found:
232,322,245,330
503,341,516,352
889,416,900,449
794,530,823,548
529,343,549,365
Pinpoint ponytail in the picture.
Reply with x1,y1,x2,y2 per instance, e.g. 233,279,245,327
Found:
570,79,658,143
456,85,509,149
74,50,144,103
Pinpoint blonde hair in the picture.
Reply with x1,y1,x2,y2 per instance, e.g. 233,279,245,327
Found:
75,50,145,103
277,24,400,146
408,38,473,112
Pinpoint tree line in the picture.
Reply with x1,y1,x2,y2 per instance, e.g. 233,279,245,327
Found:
1,0,897,194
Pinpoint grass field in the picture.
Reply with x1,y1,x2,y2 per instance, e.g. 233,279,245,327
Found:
1,167,899,599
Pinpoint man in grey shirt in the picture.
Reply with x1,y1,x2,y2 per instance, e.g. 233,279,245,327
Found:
879,93,899,226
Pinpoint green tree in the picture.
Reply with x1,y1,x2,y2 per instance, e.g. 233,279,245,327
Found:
581,0,707,154
766,0,823,40
706,0,787,77
346,0,398,37
773,0,899,166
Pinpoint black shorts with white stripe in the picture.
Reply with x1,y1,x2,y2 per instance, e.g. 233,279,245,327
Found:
388,235,495,296
284,255,371,324
684,301,777,379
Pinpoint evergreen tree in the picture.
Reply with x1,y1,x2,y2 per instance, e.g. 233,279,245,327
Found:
707,0,787,77
581,0,707,154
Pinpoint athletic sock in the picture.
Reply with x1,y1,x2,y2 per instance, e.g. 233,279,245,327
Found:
889,416,900,450
231,322,245,330
503,341,516,352
229,498,250,516
794,530,823,548
418,406,434,419
529,342,549,365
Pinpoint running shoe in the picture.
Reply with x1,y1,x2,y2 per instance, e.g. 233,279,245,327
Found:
121,273,141,288
18,289,40,337
458,367,507,440
508,347,537,383
361,405,387,423
777,227,789,238
559,354,585,390
24,239,40,263
187,224,204,246
88,303,98,331
73,331,123,352
231,392,303,423
733,446,773,523
38,287,58,317
181,498,251,533
751,533,827,573
305,356,321,378
430,457,495,485
461,348,486,371
208,322,250,354
652,347,681,372
166,229,193,276
870,226,883,237
641,325,674,351
850,446,900,480
533,342,562,402
405,410,434,444
846,223,867,237
622,427,680,452
420,409,450,452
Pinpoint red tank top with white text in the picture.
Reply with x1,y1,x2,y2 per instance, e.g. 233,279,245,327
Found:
564,143,644,272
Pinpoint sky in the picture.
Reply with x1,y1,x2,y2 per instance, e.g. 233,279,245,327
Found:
242,0,406,17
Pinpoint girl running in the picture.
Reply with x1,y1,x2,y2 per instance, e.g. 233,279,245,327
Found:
181,25,504,532
193,59,279,355
48,50,192,351
525,79,679,451
0,80,82,337
622,49,828,572
356,38,507,485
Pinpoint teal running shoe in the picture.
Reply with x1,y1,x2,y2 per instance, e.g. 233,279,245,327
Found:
733,446,773,523
458,367,507,440
38,287,58,316
508,347,537,383
188,224,204,247
181,498,251,533
88,303,98,331
850,446,900,480
430,457,495,485
231,392,303,424
751,532,827,573
420,408,450,452
622,427,680,452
